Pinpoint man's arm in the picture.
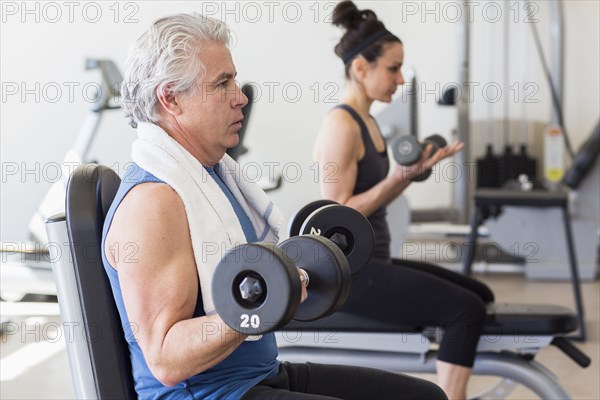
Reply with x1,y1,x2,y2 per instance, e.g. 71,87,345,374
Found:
105,183,246,387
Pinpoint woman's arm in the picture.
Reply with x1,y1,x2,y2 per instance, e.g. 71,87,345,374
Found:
314,110,464,217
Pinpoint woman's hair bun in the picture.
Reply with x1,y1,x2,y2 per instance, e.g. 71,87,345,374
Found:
332,1,376,31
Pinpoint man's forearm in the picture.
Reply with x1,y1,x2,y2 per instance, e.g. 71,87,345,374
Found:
143,314,247,387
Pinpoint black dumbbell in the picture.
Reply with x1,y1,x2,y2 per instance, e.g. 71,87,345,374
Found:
390,134,447,182
211,236,350,335
288,199,337,239
288,201,375,276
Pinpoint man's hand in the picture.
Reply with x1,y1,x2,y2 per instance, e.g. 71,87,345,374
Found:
297,267,308,303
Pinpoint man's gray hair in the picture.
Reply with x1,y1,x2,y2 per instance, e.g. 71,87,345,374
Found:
122,13,231,127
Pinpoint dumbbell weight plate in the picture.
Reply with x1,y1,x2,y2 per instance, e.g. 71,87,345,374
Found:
412,169,433,182
391,135,422,166
425,134,447,149
299,204,374,276
212,243,301,335
278,235,351,321
412,134,448,182
288,199,338,237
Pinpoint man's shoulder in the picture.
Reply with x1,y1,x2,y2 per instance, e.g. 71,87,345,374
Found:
127,181,178,202
116,182,185,227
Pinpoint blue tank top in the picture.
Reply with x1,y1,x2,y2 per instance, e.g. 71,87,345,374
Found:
101,163,279,400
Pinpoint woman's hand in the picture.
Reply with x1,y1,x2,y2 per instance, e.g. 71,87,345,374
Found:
391,140,465,183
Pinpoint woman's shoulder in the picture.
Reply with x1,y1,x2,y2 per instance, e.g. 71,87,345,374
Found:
322,106,361,138
315,106,363,161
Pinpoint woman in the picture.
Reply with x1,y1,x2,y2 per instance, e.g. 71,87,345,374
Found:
314,2,495,399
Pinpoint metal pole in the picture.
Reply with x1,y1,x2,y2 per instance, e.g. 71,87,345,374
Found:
455,2,471,224
550,0,565,126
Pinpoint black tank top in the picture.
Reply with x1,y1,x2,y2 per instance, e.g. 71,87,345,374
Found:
335,105,391,261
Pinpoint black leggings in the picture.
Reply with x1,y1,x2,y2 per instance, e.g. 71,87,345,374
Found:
393,258,495,303
394,258,493,366
332,259,491,367
242,362,447,400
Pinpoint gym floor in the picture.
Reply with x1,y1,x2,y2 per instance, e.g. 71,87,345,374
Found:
1,273,599,399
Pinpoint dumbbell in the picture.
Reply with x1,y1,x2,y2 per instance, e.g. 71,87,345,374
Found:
390,134,447,182
212,201,374,335
212,236,350,335
288,200,375,276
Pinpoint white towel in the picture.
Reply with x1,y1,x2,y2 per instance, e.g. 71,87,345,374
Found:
131,122,283,315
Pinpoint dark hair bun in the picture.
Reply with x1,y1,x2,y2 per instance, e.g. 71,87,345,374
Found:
332,0,376,31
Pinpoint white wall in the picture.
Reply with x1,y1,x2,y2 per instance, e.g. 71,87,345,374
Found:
1,1,599,242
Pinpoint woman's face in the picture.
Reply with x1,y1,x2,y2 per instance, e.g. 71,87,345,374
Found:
362,42,405,103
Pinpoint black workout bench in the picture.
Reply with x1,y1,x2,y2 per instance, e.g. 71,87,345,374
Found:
462,188,586,341
279,302,590,399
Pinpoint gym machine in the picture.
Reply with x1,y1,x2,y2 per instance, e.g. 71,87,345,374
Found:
376,1,599,281
1,59,123,304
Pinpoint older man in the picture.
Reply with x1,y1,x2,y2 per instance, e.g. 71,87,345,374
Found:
102,12,446,400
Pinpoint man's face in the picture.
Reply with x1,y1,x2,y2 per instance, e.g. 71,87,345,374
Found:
177,42,248,163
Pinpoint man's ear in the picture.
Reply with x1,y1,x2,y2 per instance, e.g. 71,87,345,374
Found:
156,83,182,117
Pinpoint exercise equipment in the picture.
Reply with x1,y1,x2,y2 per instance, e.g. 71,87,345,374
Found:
446,1,574,221
287,199,337,239
376,70,418,140
214,199,377,335
226,83,283,192
280,236,350,322
212,236,350,335
47,163,592,400
468,119,600,302
464,122,600,340
277,302,590,399
1,59,123,303
476,19,501,189
496,1,518,187
31,59,124,244
213,243,300,335
437,85,458,106
46,164,135,399
516,16,538,185
390,134,447,182
476,145,501,188
463,187,586,341
391,134,448,166
530,2,575,161
563,123,600,188
288,201,375,275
